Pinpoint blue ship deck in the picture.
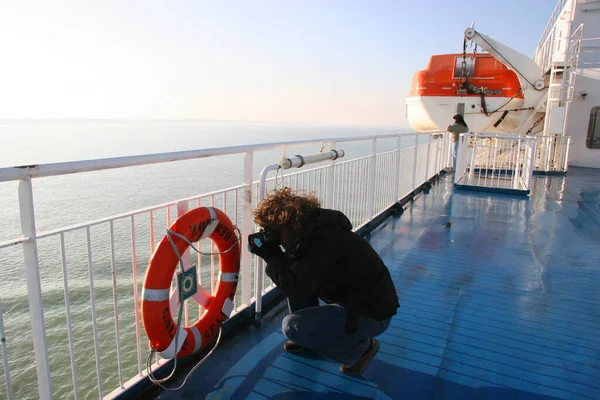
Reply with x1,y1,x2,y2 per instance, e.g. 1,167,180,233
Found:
150,167,600,400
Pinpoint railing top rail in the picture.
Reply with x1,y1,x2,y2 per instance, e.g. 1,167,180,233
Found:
535,0,569,51
0,131,439,183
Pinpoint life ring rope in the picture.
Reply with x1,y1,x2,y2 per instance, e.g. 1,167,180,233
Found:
142,206,241,390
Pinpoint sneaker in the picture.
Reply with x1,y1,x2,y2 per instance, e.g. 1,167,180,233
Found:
340,338,380,376
284,340,307,354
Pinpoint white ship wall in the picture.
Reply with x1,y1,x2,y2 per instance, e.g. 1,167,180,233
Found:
564,0,600,168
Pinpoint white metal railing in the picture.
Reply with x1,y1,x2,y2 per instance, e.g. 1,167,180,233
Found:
454,134,537,194
534,0,575,72
534,135,571,172
0,131,450,400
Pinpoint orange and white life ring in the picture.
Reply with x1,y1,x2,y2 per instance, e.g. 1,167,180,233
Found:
141,207,240,358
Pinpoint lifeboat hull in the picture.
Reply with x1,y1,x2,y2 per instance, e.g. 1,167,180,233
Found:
406,53,526,133
406,95,526,132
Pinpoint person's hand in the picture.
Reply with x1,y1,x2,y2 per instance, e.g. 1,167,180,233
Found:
247,234,283,261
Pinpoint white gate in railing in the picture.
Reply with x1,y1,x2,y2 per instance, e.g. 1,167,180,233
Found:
454,134,537,195
0,132,450,400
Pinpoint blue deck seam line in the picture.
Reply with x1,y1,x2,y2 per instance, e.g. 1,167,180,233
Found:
377,346,595,400
392,276,600,320
398,294,600,338
395,304,600,351
267,365,359,395
393,278,600,322
391,271,600,311
433,286,463,392
379,343,597,398
263,366,347,394
384,326,600,386
277,354,380,388
389,314,600,365
393,307,600,355
390,323,600,377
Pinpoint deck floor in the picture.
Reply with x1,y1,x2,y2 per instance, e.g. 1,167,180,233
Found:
155,167,600,400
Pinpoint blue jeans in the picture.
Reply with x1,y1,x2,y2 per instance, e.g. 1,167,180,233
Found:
282,298,391,365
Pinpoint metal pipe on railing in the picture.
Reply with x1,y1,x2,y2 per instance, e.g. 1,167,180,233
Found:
254,163,281,321
0,302,13,400
280,149,344,169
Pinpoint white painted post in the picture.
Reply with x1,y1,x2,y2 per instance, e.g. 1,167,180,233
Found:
366,139,377,219
513,139,523,189
176,201,191,326
241,152,254,307
412,135,419,191
424,137,432,180
18,177,52,400
545,137,552,172
563,137,571,172
393,137,402,201
0,302,13,400
324,141,336,209
433,136,440,177
255,164,280,320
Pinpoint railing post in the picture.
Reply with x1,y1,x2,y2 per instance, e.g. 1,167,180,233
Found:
424,137,432,180
324,141,336,209
393,137,401,201
0,302,13,400
175,200,191,326
254,163,280,321
176,201,191,268
433,135,440,176
366,139,377,219
563,137,571,172
412,135,419,191
241,152,254,308
19,177,52,400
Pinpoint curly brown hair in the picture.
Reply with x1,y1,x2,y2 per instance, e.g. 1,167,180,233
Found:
253,187,321,230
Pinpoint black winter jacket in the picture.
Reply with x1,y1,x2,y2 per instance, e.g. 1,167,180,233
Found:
264,208,399,333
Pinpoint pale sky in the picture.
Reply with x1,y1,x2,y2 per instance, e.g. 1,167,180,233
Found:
0,0,556,126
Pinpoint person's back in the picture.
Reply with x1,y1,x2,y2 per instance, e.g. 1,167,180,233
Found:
447,122,469,142
447,114,469,170
289,208,399,331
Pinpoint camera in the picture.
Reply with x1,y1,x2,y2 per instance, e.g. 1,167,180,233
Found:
248,229,279,249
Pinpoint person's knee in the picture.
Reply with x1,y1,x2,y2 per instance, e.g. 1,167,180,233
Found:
282,313,302,341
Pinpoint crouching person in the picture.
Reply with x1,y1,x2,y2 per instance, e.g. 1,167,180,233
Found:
248,187,399,376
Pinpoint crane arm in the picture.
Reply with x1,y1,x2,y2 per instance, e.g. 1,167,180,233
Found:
464,27,547,109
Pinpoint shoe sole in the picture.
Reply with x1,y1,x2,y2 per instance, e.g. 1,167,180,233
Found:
284,344,307,354
340,339,380,376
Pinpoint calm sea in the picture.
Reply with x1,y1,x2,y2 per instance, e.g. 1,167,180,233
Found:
0,120,409,399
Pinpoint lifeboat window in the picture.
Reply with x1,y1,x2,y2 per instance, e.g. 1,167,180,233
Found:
454,57,475,79
586,106,600,149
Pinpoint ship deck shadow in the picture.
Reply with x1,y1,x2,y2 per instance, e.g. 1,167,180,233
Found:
154,167,600,400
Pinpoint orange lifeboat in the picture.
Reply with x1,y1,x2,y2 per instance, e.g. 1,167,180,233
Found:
406,53,527,133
